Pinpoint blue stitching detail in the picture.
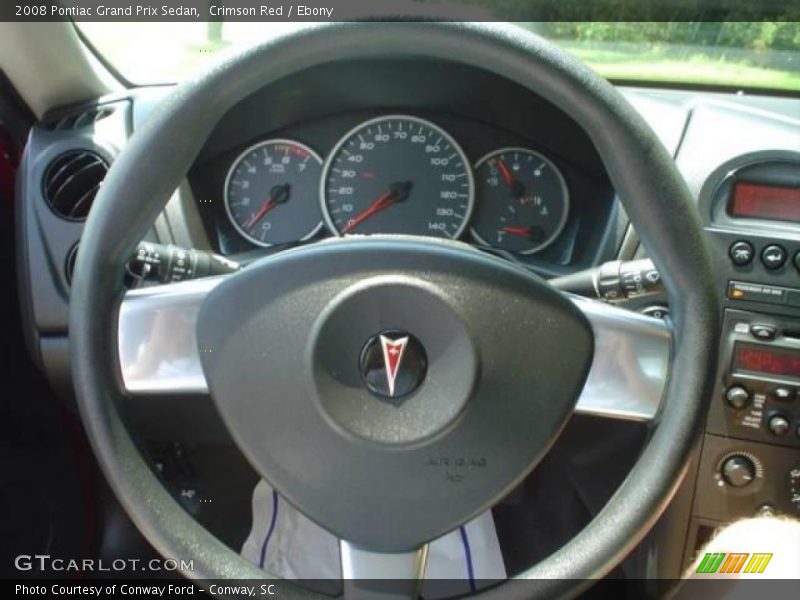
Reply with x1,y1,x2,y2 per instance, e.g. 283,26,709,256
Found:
258,490,279,569
459,525,476,592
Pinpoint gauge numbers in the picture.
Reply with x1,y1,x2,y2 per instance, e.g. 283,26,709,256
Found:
471,148,569,254
320,115,474,239
224,139,323,247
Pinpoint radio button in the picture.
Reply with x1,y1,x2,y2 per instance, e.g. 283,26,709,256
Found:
725,385,751,409
729,241,754,266
773,387,793,401
750,324,777,341
761,245,787,269
768,414,790,436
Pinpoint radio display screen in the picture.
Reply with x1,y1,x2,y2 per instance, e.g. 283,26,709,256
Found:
729,182,800,223
733,342,800,378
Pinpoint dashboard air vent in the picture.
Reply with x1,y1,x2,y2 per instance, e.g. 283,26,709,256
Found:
41,106,114,131
42,151,108,220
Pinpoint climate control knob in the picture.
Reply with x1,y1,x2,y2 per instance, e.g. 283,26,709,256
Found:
725,385,750,410
722,456,756,488
768,415,790,436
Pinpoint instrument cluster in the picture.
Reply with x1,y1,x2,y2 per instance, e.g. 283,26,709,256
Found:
220,114,570,256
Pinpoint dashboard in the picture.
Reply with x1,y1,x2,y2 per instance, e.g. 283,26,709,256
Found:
12,50,800,581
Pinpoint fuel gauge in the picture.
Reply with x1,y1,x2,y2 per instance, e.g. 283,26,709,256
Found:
470,148,569,255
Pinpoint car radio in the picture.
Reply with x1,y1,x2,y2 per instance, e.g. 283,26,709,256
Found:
708,308,800,448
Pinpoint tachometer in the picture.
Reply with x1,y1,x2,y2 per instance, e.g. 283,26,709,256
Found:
470,148,569,254
224,139,323,247
320,115,474,238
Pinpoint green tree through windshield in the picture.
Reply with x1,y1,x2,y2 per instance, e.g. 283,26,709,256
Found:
78,19,800,91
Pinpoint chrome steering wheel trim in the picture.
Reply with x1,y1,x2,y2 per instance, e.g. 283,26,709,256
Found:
118,275,670,423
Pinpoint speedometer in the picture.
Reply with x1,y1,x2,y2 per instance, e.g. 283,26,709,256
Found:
320,115,474,239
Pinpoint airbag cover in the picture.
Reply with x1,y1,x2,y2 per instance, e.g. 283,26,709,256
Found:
196,237,593,550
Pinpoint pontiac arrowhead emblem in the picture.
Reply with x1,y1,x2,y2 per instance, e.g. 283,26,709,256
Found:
380,335,409,397
359,330,427,402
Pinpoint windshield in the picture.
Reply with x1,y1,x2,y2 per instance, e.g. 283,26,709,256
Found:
77,21,800,92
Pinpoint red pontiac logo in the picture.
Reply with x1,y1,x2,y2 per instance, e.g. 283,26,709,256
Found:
359,330,428,403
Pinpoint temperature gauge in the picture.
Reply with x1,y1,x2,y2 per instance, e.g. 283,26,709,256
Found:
470,148,569,255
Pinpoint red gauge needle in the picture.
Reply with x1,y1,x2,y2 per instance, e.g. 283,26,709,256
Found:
496,159,515,186
244,184,291,229
500,225,540,240
341,181,413,234
494,159,526,198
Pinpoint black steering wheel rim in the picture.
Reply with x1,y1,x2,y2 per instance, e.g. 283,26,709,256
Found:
70,21,719,597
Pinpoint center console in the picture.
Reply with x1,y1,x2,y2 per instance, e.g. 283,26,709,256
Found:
684,150,800,564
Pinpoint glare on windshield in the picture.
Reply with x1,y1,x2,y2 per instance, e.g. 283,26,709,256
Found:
76,21,800,92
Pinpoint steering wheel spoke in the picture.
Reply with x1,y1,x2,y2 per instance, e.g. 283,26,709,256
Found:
570,296,670,422
118,276,227,395
340,541,428,599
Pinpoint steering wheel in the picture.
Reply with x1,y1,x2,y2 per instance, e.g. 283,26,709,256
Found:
70,22,719,598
